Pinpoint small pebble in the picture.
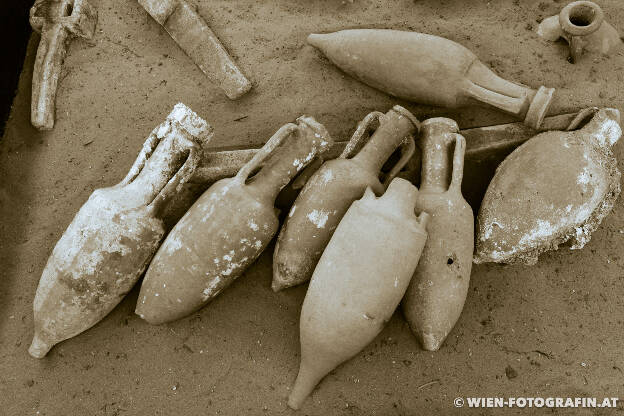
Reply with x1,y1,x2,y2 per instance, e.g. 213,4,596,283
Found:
505,365,518,379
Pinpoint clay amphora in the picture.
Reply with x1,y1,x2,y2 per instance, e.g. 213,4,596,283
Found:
29,0,98,130
29,103,210,358
401,118,473,351
537,1,623,63
288,178,429,409
475,108,622,265
308,29,555,129
272,105,418,291
136,117,332,324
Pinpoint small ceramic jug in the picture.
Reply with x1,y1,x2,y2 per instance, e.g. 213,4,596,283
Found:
537,1,622,63
402,118,474,351
288,178,429,409
29,103,210,358
136,116,333,324
308,29,555,129
475,108,622,265
272,105,418,291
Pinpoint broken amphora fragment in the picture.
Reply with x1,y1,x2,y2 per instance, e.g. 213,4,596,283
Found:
288,178,429,409
537,1,622,63
475,108,622,265
308,29,555,129
139,0,251,99
402,118,473,351
136,116,333,324
29,103,211,358
272,106,418,291
29,0,98,130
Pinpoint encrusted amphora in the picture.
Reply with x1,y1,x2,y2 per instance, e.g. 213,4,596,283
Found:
136,116,332,324
475,108,622,265
272,105,419,291
29,103,210,358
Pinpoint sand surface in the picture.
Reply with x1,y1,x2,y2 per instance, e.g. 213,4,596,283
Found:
2,0,624,414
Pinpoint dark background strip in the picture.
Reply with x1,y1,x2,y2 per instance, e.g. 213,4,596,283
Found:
1,0,33,138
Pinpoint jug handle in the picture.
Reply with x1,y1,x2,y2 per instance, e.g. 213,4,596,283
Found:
339,111,385,159
118,133,161,187
382,136,416,188
234,123,299,184
147,136,202,215
566,107,599,131
449,134,467,192
289,156,325,190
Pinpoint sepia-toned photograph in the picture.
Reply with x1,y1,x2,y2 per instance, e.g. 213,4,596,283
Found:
1,0,623,414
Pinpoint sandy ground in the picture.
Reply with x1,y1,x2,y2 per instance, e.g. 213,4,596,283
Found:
2,0,624,414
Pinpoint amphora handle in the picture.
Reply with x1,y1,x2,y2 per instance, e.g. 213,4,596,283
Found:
120,103,211,215
449,134,467,192
147,137,202,215
339,111,384,159
382,137,416,188
235,123,299,183
342,107,419,189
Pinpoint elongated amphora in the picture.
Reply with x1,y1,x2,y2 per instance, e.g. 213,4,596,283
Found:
308,29,555,129
288,178,429,409
402,118,473,351
136,117,333,324
29,103,210,358
475,108,621,265
272,105,418,291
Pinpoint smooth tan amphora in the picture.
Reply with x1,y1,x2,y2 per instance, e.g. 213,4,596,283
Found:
288,178,429,409
308,29,555,129
402,118,474,351
136,117,332,324
272,106,418,291
29,103,210,358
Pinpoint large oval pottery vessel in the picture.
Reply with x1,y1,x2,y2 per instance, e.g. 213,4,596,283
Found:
288,178,429,409
475,108,622,265
29,103,210,358
272,105,418,291
307,29,554,129
402,118,473,351
136,117,332,324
